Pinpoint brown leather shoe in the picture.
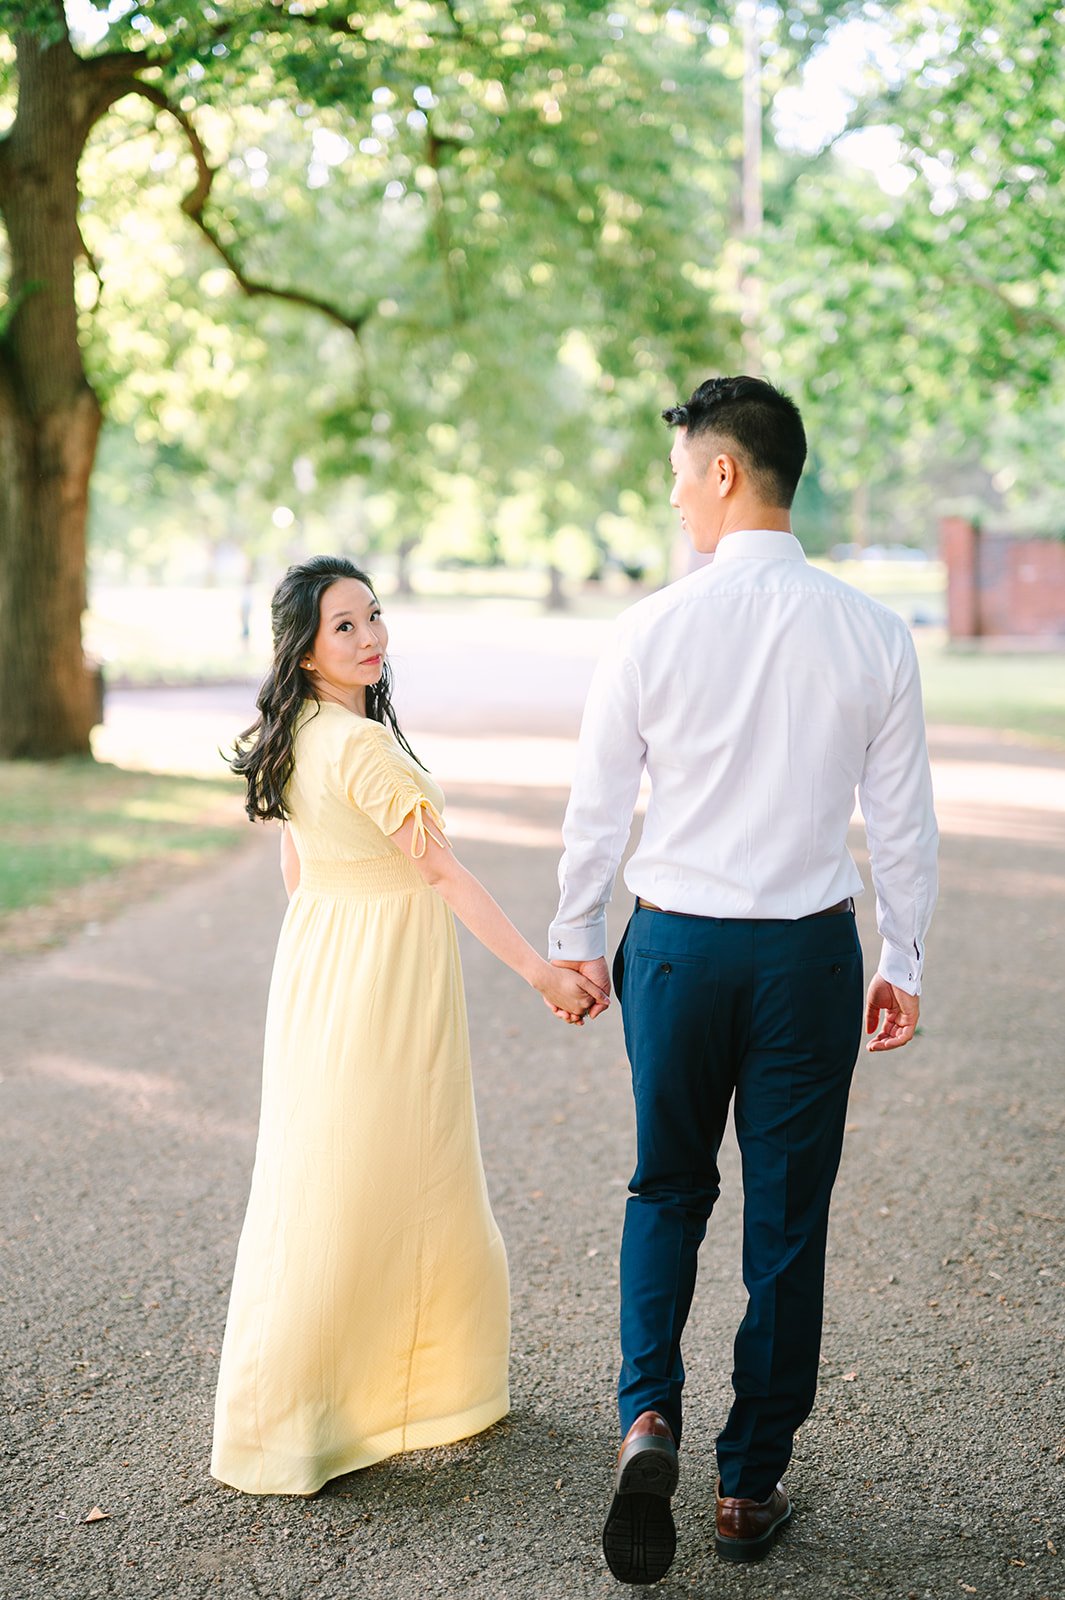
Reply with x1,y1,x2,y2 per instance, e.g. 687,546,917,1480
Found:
714,1480,791,1563
602,1412,679,1584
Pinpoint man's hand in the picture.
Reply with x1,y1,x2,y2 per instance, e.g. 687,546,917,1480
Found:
546,958,611,1022
865,975,920,1052
539,964,609,1025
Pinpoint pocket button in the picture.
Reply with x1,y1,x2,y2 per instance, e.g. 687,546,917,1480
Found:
660,962,672,975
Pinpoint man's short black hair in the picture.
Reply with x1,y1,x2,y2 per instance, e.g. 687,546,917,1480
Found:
662,375,807,508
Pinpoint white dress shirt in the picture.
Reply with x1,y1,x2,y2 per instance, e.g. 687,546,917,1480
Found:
549,529,938,993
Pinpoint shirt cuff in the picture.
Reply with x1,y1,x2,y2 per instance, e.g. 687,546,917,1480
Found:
878,939,922,996
547,914,607,962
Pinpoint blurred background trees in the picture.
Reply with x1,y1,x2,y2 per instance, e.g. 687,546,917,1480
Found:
1,0,1062,754
765,0,1064,545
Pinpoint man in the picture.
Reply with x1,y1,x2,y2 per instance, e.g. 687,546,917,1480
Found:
548,375,938,1582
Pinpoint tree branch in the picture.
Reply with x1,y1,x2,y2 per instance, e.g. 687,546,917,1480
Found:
110,78,371,341
260,3,366,39
958,267,1065,340
73,3,365,118
86,48,169,78
75,44,174,140
75,214,103,304
425,125,466,323
71,0,377,92
440,0,467,34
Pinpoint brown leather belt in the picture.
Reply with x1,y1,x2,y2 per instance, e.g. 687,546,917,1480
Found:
636,896,854,920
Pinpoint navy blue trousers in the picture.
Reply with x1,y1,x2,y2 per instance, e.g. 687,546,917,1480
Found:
615,902,864,1500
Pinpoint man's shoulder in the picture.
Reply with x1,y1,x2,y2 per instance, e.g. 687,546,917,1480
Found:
798,560,913,632
614,565,716,634
611,551,913,651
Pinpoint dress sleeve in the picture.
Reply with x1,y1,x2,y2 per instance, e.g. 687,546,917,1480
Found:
335,721,446,857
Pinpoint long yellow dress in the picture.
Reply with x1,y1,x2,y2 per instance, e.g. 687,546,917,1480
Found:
211,702,510,1495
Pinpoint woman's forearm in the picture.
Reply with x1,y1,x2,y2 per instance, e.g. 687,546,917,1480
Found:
432,856,550,990
393,812,548,991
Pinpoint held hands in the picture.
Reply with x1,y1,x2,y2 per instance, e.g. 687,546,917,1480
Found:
865,975,920,1052
540,958,611,1027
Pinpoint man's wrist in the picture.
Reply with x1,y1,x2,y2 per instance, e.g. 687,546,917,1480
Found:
546,920,606,964
878,939,922,995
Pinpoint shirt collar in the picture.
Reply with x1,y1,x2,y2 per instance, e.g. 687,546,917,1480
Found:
712,529,806,564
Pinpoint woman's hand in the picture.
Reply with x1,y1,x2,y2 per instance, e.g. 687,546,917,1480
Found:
549,958,611,1020
535,961,609,1025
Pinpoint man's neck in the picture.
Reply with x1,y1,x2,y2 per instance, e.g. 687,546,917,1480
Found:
718,507,792,541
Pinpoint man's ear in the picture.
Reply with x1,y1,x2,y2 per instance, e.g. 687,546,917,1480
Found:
712,452,738,497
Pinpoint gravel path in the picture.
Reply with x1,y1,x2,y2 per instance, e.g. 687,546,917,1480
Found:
2,723,1063,1600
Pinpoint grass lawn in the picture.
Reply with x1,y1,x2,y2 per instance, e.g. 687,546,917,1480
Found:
0,759,247,955
916,636,1065,746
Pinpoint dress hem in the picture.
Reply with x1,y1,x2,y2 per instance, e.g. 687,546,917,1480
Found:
210,1389,510,1497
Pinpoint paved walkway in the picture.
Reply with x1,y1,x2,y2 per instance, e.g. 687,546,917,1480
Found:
3,667,1064,1597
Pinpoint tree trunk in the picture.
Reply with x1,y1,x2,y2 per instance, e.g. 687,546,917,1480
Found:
0,20,103,757
394,535,418,598
0,362,100,755
544,561,568,612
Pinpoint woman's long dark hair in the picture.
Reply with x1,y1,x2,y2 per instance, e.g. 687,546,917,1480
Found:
230,555,423,821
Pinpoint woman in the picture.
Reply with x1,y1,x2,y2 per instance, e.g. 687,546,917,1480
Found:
211,555,603,1496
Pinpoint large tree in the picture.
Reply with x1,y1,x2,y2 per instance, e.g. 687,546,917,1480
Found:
1,0,880,758
0,0,721,756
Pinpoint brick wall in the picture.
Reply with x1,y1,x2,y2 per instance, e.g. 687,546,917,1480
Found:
940,518,1065,640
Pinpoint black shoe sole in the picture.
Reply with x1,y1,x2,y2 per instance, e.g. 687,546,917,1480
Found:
602,1438,679,1585
714,1500,792,1563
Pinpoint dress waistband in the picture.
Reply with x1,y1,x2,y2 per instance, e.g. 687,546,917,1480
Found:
298,854,425,897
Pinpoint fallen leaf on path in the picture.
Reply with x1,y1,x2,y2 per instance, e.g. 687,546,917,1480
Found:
84,1507,109,1523
841,1371,857,1382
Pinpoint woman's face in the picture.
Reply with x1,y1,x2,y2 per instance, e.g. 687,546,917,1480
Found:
301,578,388,710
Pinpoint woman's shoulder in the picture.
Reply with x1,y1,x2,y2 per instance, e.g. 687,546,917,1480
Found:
297,701,392,746
295,702,399,777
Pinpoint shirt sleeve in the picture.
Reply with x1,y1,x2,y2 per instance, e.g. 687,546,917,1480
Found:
335,721,446,857
858,630,939,994
548,626,646,960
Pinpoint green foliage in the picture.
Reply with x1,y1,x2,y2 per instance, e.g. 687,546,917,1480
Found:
764,0,1065,542
6,0,1065,576
4,1,68,40
56,2,768,577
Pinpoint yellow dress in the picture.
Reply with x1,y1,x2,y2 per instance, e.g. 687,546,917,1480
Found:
211,702,510,1495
